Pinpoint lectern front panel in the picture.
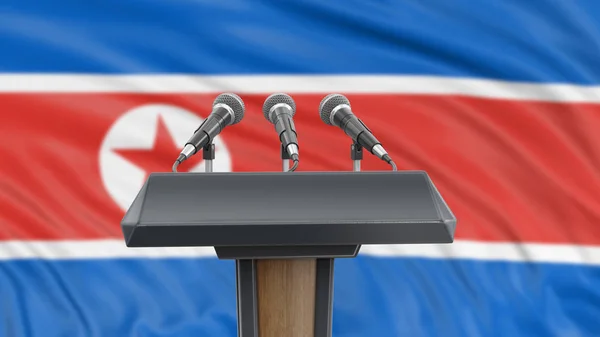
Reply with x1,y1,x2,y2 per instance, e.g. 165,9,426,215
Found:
140,171,439,224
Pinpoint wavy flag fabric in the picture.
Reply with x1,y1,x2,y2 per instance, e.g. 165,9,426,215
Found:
1,1,600,336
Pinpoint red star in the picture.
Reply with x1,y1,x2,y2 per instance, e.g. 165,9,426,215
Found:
114,115,203,179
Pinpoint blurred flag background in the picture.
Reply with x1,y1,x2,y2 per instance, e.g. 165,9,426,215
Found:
1,0,600,336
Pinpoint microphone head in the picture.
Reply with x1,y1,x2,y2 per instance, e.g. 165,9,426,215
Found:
319,94,350,125
213,93,245,125
263,93,296,123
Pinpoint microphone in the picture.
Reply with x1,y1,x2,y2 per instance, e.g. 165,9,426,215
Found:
262,93,300,170
319,93,397,170
173,93,245,171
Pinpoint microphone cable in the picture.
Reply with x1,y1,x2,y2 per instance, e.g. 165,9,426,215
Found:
382,154,398,171
172,154,185,172
288,156,299,172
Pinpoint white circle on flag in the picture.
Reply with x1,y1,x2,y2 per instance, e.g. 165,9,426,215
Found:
99,104,232,211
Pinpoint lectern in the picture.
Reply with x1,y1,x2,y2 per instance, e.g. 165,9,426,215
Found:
121,171,456,337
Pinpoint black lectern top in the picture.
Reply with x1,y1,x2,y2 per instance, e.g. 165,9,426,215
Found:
121,171,456,248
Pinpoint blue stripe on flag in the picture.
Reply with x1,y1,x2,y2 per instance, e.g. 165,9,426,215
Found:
1,0,600,84
0,256,598,337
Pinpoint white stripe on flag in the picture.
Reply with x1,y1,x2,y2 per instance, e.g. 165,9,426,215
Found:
2,75,600,103
0,239,215,260
360,240,600,266
1,239,600,266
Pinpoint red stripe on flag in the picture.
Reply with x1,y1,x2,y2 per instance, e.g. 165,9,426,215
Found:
1,94,599,245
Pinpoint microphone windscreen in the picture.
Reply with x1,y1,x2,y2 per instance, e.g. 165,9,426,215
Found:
319,94,351,125
263,93,296,122
213,93,245,125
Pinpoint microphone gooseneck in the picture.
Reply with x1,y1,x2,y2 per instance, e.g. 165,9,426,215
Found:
263,93,300,171
319,93,397,170
172,93,245,172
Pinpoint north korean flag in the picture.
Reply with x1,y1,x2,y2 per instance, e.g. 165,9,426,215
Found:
1,1,600,337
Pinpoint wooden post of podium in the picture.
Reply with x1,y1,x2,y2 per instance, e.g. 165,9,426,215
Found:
235,256,334,337
256,259,316,337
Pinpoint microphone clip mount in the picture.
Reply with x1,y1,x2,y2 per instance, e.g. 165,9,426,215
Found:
351,142,363,172
281,144,291,161
281,144,299,172
350,142,363,161
203,143,216,160
203,143,215,173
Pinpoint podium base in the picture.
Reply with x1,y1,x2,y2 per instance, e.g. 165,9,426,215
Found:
236,258,334,337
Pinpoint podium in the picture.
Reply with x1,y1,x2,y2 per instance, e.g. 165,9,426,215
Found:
121,171,456,337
